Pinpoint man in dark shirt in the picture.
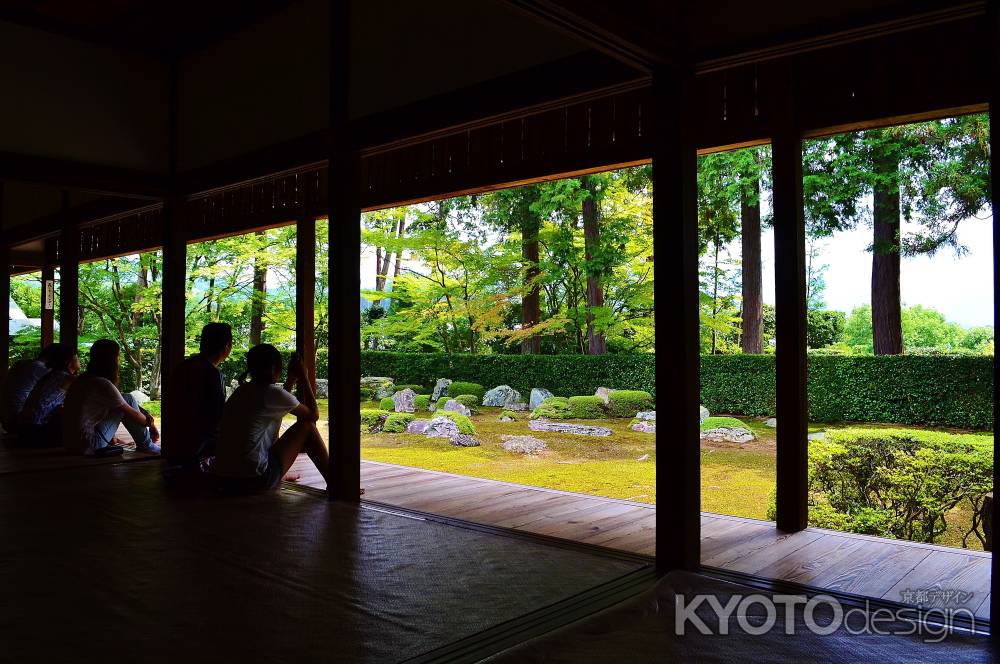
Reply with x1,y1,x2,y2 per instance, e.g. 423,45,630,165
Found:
163,323,233,469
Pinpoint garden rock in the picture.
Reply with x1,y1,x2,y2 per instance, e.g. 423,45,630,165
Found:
425,417,460,439
440,399,472,417
528,419,612,436
315,379,329,399
636,411,656,421
431,378,452,402
392,389,417,413
450,434,480,448
636,454,650,462
507,402,528,411
699,406,710,424
501,435,547,455
595,387,612,404
765,418,777,428
498,413,515,422
529,388,554,410
406,419,431,434
129,390,150,405
632,421,656,433
808,431,828,441
483,385,522,408
700,426,755,444
361,377,396,399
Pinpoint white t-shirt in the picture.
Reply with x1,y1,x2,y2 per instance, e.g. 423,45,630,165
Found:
215,383,299,478
62,374,128,454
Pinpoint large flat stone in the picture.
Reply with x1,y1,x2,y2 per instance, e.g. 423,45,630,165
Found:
528,419,612,437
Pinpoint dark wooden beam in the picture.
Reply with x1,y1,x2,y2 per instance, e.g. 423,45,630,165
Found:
0,152,167,201
328,0,361,501
58,224,79,352
295,216,317,391
39,238,56,349
0,183,8,387
772,62,809,533
0,198,151,248
653,67,701,572
987,0,1000,637
501,0,662,73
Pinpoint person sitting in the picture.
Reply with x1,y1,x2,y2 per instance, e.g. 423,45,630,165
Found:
16,345,80,448
214,344,329,493
163,323,233,470
62,339,161,457
2,343,59,435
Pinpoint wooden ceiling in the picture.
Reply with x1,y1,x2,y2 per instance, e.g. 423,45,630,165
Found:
0,0,296,56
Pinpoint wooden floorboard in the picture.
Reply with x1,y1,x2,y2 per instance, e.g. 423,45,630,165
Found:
288,457,992,619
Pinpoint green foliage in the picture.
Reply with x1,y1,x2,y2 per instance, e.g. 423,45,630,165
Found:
361,352,656,399
383,413,416,433
415,394,432,411
607,390,654,418
568,396,607,419
500,409,518,420
360,386,375,401
454,394,480,414
532,397,573,419
700,416,746,431
842,304,989,355
808,428,993,544
434,410,476,434
448,381,485,400
360,409,389,429
702,354,993,428
378,397,396,411
807,310,845,349
394,384,428,395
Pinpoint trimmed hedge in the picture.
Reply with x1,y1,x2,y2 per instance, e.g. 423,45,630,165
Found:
362,352,993,429
379,397,395,411
449,381,485,401
434,411,476,434
415,394,432,411
360,409,389,429
532,397,572,419
383,413,416,433
700,416,746,431
568,396,607,419
607,390,654,418
454,394,480,414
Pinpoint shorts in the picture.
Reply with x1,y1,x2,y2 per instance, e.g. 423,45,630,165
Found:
218,450,284,494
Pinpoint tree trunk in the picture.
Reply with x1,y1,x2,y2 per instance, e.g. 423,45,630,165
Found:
740,181,764,354
711,240,720,354
581,176,607,355
871,151,903,355
249,233,267,346
521,215,541,354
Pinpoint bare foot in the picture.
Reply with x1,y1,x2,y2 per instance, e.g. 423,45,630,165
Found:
282,472,301,482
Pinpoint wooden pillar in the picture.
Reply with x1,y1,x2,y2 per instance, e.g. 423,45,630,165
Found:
0,184,9,382
652,67,701,571
161,61,186,437
987,0,1000,633
328,0,361,500
296,216,317,390
40,238,56,348
772,62,809,533
58,225,79,352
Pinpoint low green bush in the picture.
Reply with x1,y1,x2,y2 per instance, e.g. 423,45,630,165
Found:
360,409,389,429
449,381,485,401
394,384,428,395
532,397,573,419
379,397,396,411
361,387,376,401
607,390,654,418
454,394,480,414
434,411,476,434
808,428,993,545
500,409,518,420
568,396,607,419
383,413,416,433
700,416,746,431
415,394,432,411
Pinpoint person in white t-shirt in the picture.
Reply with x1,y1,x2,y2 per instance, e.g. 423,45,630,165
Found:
214,344,329,492
62,339,161,456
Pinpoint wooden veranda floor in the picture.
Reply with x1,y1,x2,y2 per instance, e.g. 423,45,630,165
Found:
291,457,993,621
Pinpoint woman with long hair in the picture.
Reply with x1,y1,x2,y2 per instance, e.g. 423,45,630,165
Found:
17,344,81,447
62,339,160,456
214,344,329,492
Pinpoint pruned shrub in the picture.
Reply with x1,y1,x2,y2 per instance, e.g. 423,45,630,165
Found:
415,394,432,411
383,413,416,433
360,409,390,431
500,409,518,420
607,390,654,418
379,396,396,411
394,384,428,395
568,396,607,419
449,381,485,401
361,386,376,401
532,397,573,419
435,410,476,434
808,428,993,544
700,416,746,431
455,394,480,414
